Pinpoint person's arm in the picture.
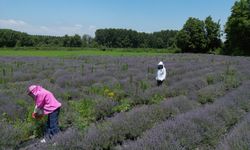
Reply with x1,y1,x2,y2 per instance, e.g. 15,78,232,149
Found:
34,105,38,113
34,105,43,114
163,68,167,79
32,105,44,119
35,94,45,110
156,70,160,80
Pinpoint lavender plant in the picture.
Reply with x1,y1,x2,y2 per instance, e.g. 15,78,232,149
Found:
0,54,250,149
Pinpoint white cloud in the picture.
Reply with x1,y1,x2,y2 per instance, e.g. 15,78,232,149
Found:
0,19,27,27
88,25,96,31
86,25,97,35
0,19,96,37
40,26,49,30
75,24,83,28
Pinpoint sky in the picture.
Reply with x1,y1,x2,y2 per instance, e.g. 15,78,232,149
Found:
0,0,236,37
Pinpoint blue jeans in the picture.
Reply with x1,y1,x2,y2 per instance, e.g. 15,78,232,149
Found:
45,107,60,139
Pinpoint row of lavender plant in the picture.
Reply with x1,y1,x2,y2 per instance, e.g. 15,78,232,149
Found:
1,54,249,149
125,59,233,105
37,66,244,148
112,67,247,148
0,54,227,120
38,96,198,149
0,55,242,108
0,54,212,122
216,112,250,150
120,81,250,150
41,70,243,149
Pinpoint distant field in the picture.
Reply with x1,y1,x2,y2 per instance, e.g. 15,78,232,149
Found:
0,49,167,57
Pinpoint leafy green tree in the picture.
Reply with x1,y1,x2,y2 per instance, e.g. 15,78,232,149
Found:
176,17,222,53
224,0,250,55
205,16,222,52
176,17,207,53
176,30,191,52
94,28,177,49
82,34,93,47
63,35,71,47
71,34,82,47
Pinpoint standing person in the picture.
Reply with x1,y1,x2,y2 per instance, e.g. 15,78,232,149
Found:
156,61,166,86
27,85,61,143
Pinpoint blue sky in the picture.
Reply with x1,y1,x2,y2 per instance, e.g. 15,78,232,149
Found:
0,0,236,36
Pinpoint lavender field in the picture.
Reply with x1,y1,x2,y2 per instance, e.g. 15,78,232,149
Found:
0,54,250,149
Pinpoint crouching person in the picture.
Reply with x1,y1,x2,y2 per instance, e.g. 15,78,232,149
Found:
27,85,61,143
156,61,166,86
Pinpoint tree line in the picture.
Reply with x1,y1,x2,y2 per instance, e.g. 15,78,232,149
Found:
95,29,177,48
224,0,250,56
0,29,96,48
0,28,178,49
176,16,222,54
176,0,250,55
0,0,249,55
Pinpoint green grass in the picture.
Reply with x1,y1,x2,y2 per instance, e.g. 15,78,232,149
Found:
0,49,166,57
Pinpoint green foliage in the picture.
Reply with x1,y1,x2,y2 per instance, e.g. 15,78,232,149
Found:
0,29,33,47
88,84,126,101
0,103,47,145
0,29,95,48
206,75,214,85
112,99,131,112
0,28,180,49
0,121,24,149
220,108,242,128
224,74,241,89
213,47,223,55
88,84,106,96
121,63,129,71
16,99,28,107
176,17,221,53
63,34,82,47
176,17,207,53
224,0,250,56
205,16,222,52
223,67,241,89
0,48,166,57
147,66,154,74
199,68,241,104
151,94,165,104
95,28,178,49
69,99,95,129
23,104,47,138
165,90,186,98
61,92,73,101
198,91,216,104
139,80,150,92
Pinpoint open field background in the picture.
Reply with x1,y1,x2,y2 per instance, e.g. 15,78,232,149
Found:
0,53,250,149
0,49,166,57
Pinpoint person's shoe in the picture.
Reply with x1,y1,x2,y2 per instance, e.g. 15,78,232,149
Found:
40,138,46,143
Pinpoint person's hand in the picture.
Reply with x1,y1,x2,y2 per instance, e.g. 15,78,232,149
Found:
32,112,36,119
32,112,44,120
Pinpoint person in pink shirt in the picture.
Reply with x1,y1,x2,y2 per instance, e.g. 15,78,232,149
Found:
27,85,62,143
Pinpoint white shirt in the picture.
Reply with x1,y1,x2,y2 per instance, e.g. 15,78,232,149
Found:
156,67,166,81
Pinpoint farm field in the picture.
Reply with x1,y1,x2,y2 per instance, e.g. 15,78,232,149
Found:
0,53,250,149
0,49,165,57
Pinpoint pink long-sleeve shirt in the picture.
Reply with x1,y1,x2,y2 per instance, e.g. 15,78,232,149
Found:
30,85,61,115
